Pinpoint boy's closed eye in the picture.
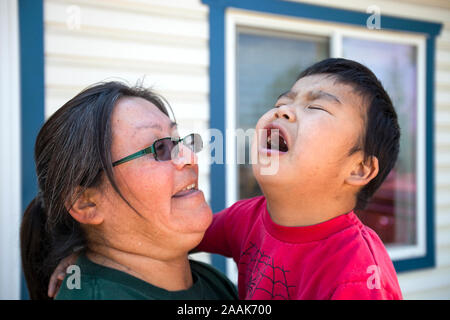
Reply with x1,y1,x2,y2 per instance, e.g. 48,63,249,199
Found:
306,104,333,115
274,89,338,113
273,102,333,116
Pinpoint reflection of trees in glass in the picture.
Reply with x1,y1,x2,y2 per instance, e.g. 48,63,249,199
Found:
386,56,414,175
378,51,417,244
343,37,418,246
260,63,304,111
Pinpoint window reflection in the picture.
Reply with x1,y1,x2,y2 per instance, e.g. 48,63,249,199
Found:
236,28,329,199
343,37,418,246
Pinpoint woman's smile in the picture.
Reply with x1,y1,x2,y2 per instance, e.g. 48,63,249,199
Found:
172,183,199,198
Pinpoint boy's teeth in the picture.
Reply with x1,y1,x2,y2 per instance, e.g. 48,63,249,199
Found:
266,130,288,152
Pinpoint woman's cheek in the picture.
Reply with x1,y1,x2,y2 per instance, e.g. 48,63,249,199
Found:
127,166,174,212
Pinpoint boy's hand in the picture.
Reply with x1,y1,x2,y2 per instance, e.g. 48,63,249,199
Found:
48,253,79,298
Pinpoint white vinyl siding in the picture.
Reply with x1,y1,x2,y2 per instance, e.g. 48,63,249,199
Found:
0,0,21,300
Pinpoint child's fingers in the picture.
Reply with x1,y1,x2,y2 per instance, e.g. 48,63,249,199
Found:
48,269,66,297
47,253,80,297
48,266,69,297
48,272,66,297
48,275,59,297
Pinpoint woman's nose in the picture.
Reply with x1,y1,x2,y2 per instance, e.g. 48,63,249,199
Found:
274,105,296,122
171,143,198,168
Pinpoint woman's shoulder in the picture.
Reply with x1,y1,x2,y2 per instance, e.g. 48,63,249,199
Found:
55,253,238,300
55,253,158,300
189,259,238,300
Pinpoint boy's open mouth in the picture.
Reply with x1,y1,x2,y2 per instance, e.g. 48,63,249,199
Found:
265,127,289,153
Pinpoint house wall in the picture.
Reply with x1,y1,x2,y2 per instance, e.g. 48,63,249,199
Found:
43,0,450,299
0,0,21,300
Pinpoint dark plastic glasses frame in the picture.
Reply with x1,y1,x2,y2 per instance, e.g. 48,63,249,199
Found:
112,133,203,167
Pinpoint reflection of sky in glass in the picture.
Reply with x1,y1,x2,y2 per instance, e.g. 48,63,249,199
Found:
343,37,417,246
343,37,417,176
237,31,329,129
343,38,417,134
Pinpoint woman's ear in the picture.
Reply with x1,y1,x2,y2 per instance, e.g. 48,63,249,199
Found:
66,187,104,225
345,155,379,187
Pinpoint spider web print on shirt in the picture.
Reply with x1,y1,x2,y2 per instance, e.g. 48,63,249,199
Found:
239,242,296,300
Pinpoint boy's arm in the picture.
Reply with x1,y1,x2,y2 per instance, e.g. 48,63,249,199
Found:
331,282,401,300
196,207,234,258
195,197,260,261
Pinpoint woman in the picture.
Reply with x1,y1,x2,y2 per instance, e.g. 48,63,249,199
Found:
20,81,237,300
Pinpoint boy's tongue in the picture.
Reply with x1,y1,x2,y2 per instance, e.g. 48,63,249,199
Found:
267,128,288,152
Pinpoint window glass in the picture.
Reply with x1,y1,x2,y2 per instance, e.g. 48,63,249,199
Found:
236,28,329,199
343,37,418,247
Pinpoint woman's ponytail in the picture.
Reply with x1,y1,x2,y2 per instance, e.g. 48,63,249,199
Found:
20,196,53,300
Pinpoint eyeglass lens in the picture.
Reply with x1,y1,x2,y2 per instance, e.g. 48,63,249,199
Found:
154,134,203,161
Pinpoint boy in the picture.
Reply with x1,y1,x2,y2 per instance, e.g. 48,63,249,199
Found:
197,58,402,299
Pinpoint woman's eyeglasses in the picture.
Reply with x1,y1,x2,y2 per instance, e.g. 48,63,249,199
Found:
112,133,203,166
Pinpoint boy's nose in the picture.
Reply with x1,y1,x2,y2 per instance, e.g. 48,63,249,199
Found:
274,105,296,122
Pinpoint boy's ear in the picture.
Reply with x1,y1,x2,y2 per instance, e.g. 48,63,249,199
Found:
345,155,379,187
66,187,104,225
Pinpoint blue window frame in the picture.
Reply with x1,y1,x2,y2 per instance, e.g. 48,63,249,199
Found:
202,0,442,274
18,0,45,299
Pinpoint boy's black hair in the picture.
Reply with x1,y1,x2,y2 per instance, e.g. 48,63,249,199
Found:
297,58,401,211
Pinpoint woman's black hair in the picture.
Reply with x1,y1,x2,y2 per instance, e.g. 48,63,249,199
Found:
20,81,173,299
297,58,401,211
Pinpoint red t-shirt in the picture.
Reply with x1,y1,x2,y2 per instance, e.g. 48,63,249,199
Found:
197,196,402,300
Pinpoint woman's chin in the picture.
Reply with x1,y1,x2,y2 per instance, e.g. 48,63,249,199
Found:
188,202,213,233
171,193,213,233
175,207,213,252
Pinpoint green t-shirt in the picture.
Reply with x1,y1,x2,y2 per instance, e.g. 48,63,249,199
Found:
55,253,238,300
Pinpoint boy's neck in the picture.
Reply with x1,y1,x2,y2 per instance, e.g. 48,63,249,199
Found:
264,189,355,227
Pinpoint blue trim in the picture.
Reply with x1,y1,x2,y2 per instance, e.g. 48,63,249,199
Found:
208,3,227,274
203,0,441,36
203,0,442,274
393,36,437,273
18,0,45,299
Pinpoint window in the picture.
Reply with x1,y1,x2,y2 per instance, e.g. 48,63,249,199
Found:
204,0,441,275
219,4,436,275
233,27,427,259
342,37,425,257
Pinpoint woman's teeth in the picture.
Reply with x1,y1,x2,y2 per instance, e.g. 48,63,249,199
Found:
181,183,196,192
